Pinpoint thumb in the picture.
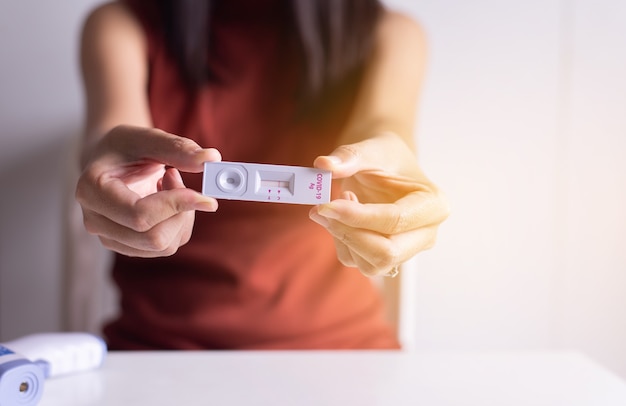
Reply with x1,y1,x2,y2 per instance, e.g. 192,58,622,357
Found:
313,140,380,179
314,133,415,179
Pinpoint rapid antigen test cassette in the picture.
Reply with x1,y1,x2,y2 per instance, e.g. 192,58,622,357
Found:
203,161,332,204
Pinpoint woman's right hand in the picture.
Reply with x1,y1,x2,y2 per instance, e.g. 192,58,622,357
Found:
75,125,221,257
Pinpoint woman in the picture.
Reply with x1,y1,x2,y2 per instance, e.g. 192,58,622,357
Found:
76,0,449,350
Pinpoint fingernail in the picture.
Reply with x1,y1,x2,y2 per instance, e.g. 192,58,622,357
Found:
195,199,218,212
342,191,358,202
309,212,330,228
327,156,342,165
317,206,339,219
195,148,222,162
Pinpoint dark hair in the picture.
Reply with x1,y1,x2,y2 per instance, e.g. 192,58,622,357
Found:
152,0,382,103
157,0,212,87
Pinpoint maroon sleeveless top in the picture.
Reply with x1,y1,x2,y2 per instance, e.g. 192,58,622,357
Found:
104,0,399,350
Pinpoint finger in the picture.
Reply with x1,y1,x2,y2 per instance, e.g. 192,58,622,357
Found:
310,202,356,267
323,221,399,275
316,191,448,235
323,220,439,276
341,190,359,202
84,209,194,254
161,167,185,190
82,176,216,232
308,190,357,228
99,233,180,258
100,125,222,172
332,238,358,268
314,133,414,179
160,169,217,222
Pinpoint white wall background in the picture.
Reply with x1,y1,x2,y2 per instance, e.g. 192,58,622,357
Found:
1,0,625,380
0,0,115,339
385,0,626,379
0,1,89,338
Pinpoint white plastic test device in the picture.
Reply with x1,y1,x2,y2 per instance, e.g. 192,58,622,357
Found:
203,161,332,205
0,333,107,406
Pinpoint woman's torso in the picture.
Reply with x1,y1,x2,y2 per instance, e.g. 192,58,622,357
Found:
104,0,399,350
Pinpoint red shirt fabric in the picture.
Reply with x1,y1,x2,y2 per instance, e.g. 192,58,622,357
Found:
104,0,399,350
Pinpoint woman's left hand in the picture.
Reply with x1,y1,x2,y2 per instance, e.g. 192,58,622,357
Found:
309,132,449,277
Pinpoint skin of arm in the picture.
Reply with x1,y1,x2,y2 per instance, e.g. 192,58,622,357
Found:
75,2,220,257
310,11,450,276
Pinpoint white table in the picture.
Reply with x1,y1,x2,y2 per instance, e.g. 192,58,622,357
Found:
39,351,626,406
